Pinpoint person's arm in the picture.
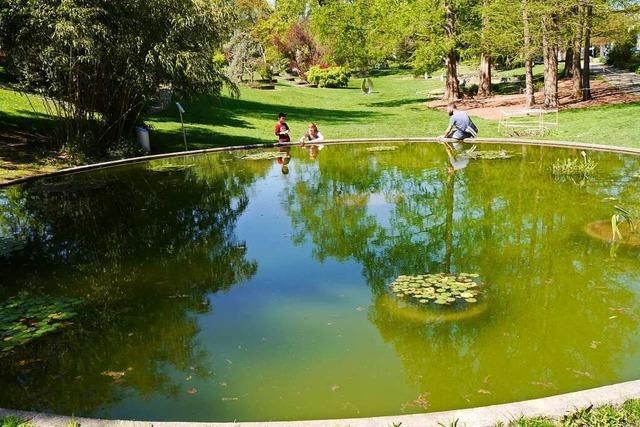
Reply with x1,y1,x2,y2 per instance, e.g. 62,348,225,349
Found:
441,116,455,138
275,124,281,137
314,131,325,142
442,124,453,138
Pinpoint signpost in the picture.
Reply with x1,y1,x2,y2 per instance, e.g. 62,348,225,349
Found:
176,102,187,151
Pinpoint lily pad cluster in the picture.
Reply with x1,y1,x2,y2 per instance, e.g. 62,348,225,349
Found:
464,150,513,160
241,151,287,160
148,163,195,172
390,273,482,306
366,145,399,152
1,292,82,353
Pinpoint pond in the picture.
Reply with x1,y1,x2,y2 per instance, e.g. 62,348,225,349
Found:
1,142,640,422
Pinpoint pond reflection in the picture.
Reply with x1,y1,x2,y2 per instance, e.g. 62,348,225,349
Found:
1,143,639,421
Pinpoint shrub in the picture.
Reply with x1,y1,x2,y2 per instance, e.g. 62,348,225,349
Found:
462,83,478,97
256,61,273,81
605,38,640,71
306,66,350,88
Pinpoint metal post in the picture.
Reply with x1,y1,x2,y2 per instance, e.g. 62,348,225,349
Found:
176,102,187,151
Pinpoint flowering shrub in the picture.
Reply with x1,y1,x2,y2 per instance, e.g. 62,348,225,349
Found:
306,66,350,88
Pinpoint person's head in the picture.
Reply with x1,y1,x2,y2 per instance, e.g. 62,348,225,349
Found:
278,112,287,123
281,164,289,175
308,122,318,136
309,144,319,160
447,103,457,116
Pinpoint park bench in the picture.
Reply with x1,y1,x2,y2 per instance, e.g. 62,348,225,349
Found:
498,108,559,136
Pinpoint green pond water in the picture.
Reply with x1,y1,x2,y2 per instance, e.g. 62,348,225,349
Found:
1,142,640,422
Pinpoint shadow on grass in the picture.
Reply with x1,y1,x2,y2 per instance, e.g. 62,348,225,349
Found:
150,127,272,154
149,95,383,128
363,97,437,108
0,109,55,146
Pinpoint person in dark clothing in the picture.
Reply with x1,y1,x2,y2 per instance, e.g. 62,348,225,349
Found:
441,103,478,141
274,112,291,143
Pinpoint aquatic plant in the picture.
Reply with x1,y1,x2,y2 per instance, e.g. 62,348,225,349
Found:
611,205,640,242
464,149,513,160
0,416,33,427
390,273,482,306
0,292,82,354
240,152,287,160
148,163,195,172
551,151,597,177
366,145,398,152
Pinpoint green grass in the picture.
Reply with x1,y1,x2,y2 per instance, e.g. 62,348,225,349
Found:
1,68,639,182
146,70,640,153
147,71,456,152
495,399,640,427
0,416,33,427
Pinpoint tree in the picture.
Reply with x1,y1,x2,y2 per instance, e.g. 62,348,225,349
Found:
0,0,237,157
272,20,324,78
411,0,481,101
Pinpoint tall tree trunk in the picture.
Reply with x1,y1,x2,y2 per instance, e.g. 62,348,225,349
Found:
564,45,574,77
478,53,492,97
443,1,461,100
522,0,535,107
582,3,592,101
542,14,559,109
478,0,492,97
571,10,584,99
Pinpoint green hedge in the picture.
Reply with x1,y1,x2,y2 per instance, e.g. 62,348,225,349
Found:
306,66,350,88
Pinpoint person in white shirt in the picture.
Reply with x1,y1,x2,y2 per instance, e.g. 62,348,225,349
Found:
299,123,324,145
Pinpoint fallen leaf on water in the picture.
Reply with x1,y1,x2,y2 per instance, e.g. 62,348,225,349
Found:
477,389,492,395
221,397,238,401
101,371,126,379
483,375,491,384
531,381,554,389
462,394,472,402
226,359,233,365
185,375,192,381
590,341,601,349
401,392,430,411
567,369,592,378
355,306,365,312
219,381,227,387
187,388,198,395
331,385,340,392
609,316,618,320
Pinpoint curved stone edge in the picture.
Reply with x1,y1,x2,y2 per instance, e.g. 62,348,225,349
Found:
1,380,640,427
1,137,639,189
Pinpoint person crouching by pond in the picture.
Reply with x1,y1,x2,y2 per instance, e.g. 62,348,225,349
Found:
275,112,290,144
441,103,478,143
299,123,324,145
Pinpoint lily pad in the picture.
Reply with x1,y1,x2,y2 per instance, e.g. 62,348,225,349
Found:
389,272,485,307
0,292,82,354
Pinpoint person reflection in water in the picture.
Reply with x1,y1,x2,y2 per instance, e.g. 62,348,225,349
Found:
276,146,291,175
299,123,325,160
442,141,474,174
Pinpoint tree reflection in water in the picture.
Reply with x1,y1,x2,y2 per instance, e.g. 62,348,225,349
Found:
283,143,640,410
0,155,269,415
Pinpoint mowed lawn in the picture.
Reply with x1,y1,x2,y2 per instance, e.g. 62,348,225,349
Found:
147,70,640,153
2,69,640,157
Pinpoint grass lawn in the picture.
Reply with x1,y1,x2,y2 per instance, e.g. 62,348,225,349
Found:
146,70,640,153
1,67,640,183
0,87,68,184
